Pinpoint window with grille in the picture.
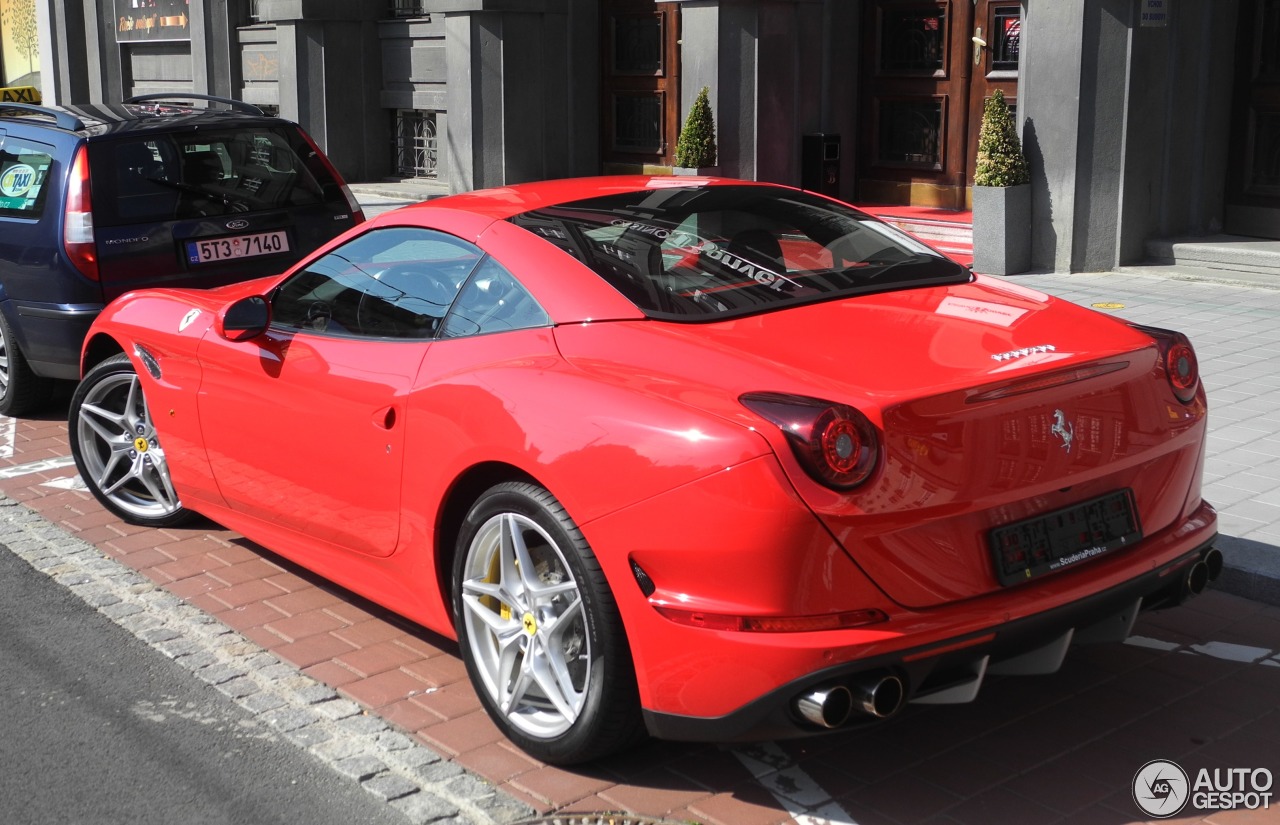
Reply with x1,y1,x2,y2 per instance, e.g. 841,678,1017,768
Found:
389,0,429,18
392,110,438,179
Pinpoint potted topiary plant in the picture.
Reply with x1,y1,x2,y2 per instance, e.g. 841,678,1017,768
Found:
673,86,718,176
972,89,1031,276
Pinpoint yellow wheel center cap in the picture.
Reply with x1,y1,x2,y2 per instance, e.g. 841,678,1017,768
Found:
134,437,149,453
521,612,538,636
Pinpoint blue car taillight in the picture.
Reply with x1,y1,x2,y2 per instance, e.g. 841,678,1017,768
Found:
63,145,99,282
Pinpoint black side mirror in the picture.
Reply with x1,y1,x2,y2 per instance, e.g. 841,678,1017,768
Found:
219,295,270,341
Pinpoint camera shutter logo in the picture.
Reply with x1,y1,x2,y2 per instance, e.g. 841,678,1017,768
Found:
1134,759,1190,817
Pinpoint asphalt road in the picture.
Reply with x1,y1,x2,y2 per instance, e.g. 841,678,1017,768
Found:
0,542,413,825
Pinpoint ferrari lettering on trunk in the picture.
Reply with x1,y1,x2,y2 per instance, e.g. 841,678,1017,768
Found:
991,344,1057,361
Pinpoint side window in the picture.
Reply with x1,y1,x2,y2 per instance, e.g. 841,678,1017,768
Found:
272,227,478,339
0,139,53,219
441,257,550,338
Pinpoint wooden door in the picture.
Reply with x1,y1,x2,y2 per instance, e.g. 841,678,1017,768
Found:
601,1,681,173
857,0,1022,209
1225,0,1280,239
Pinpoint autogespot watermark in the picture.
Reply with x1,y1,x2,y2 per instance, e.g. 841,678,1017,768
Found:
1133,759,1273,818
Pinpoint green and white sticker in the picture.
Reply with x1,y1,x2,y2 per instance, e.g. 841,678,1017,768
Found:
0,164,37,198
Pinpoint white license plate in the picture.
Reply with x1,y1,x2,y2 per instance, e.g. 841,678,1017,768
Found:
186,230,289,264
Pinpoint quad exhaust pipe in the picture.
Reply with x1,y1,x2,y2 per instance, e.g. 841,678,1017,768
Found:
796,548,1224,730
795,674,904,729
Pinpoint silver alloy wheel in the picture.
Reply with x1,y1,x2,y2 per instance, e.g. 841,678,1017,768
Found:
460,512,590,740
75,371,182,520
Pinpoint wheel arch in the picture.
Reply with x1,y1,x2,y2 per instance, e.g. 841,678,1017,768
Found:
80,332,127,378
432,460,541,621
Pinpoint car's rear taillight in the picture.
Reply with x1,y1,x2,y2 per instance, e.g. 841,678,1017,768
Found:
299,129,366,223
63,145,99,282
1132,324,1200,404
741,392,880,489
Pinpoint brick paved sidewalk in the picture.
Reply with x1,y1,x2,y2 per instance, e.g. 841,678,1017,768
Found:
2,268,1279,825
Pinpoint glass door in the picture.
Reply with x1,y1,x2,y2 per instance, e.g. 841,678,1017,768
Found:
857,0,1021,209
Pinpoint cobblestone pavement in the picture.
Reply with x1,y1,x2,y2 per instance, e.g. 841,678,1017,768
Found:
2,267,1278,825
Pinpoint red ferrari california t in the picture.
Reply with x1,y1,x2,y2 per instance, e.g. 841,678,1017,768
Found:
69,177,1219,764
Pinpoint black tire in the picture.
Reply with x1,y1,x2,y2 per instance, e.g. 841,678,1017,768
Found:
452,482,644,764
69,354,193,528
0,310,56,416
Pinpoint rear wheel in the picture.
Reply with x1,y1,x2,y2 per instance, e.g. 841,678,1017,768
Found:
69,354,192,527
453,482,644,764
0,311,55,416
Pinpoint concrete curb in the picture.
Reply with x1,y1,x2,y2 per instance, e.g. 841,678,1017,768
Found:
351,181,450,204
1215,534,1280,608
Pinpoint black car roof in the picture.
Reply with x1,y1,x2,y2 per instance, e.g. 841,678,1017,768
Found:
0,96,284,138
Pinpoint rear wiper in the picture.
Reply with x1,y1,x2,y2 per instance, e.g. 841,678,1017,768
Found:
145,176,251,213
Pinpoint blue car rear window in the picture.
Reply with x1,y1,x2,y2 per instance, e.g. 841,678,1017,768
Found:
508,185,970,320
89,126,342,226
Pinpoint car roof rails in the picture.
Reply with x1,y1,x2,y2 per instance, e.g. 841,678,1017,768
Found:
124,93,266,117
0,102,85,131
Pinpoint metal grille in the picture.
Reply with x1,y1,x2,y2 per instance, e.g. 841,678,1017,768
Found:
880,8,947,74
612,93,663,154
993,6,1022,70
876,99,943,168
392,110,439,179
389,0,429,18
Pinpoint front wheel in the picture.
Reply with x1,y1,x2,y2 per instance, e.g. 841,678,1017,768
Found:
453,482,643,764
69,354,192,528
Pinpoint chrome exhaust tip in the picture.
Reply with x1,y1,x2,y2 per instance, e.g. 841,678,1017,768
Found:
1184,560,1210,598
853,674,905,719
1203,547,1224,581
795,685,854,729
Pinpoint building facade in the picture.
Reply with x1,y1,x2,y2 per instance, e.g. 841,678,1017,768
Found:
25,0,1280,273
2,0,42,88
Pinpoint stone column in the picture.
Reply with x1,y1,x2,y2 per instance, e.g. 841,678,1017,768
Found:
436,0,596,194
1020,0,1238,272
668,0,852,197
256,0,386,182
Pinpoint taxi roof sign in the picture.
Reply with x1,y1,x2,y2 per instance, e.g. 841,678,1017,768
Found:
1,86,41,104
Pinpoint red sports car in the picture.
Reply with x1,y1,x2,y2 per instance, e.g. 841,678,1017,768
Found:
69,177,1220,765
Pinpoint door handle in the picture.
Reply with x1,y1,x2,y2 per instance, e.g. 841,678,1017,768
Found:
972,26,987,66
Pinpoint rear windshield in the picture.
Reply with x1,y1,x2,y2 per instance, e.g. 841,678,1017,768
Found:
509,185,969,320
90,126,343,226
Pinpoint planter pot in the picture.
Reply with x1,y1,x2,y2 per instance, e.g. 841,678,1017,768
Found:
972,183,1032,276
673,166,720,177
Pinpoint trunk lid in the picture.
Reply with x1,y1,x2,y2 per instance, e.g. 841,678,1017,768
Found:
559,276,1207,608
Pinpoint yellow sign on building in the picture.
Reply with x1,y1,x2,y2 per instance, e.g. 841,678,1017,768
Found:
0,85,39,103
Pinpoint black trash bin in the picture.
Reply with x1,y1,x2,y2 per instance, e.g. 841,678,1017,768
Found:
801,133,840,196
